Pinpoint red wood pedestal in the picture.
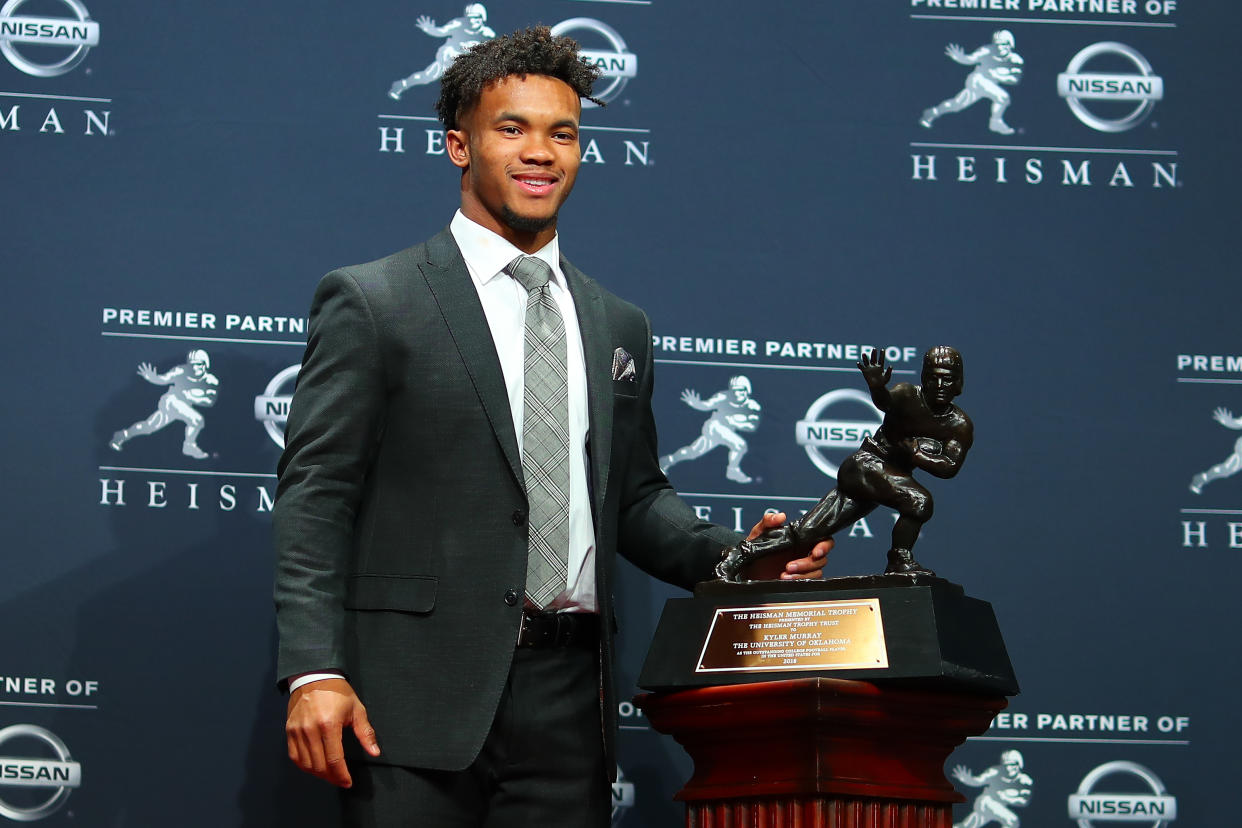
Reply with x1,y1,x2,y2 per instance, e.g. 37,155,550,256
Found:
636,678,1006,828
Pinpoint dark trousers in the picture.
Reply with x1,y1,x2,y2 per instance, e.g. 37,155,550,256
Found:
340,641,609,827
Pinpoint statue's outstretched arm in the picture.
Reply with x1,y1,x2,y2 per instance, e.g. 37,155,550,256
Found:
1213,407,1242,430
858,348,893,411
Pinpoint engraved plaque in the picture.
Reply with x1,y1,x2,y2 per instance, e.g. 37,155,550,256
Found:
694,599,888,674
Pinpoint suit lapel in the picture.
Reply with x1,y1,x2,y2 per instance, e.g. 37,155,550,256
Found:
563,257,612,521
419,228,524,489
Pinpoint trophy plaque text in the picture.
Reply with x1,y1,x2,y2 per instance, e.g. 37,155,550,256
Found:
695,599,888,674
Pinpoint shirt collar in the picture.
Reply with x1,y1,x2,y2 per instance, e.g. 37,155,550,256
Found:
450,210,564,290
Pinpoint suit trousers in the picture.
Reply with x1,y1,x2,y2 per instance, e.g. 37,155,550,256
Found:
340,638,609,827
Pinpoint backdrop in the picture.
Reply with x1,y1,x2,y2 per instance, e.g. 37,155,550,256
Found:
1,0,1233,824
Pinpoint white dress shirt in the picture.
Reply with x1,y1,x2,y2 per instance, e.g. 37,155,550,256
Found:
290,212,598,693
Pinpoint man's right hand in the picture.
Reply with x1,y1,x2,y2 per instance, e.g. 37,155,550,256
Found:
285,678,381,788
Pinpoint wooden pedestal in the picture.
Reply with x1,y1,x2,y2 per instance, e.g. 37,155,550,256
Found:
636,678,1005,828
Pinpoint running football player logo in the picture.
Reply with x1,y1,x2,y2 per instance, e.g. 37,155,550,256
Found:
109,350,219,459
388,4,496,100
660,376,761,484
920,30,1024,135
1189,406,1242,494
952,750,1033,828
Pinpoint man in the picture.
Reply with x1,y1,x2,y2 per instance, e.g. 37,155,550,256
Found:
109,350,218,459
660,375,761,483
920,30,1023,135
951,750,1033,828
275,28,827,826
717,346,971,579
388,4,495,100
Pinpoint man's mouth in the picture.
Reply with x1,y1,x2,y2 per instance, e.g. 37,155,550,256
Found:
513,174,557,195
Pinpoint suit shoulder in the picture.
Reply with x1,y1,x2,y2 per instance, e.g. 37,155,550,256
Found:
321,241,430,295
605,291,649,332
309,237,447,322
573,266,651,329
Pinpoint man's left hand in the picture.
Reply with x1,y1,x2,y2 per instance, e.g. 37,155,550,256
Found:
746,511,831,580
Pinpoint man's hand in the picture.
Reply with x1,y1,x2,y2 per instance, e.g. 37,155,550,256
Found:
285,678,380,788
746,511,831,580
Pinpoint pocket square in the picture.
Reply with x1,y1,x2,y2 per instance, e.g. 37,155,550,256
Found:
612,347,637,381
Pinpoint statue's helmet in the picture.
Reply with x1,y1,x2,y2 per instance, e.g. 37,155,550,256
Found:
1001,750,1024,769
465,3,486,22
729,376,752,395
186,349,210,369
922,346,962,374
993,29,1015,48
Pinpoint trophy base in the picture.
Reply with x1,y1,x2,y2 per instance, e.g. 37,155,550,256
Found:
638,574,1018,696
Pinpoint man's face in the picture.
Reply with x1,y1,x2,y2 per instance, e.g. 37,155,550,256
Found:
447,74,581,252
189,360,207,378
1003,760,1021,778
466,12,485,30
922,364,961,407
730,386,749,404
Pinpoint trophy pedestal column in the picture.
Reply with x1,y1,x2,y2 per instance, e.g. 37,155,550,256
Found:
637,677,1005,828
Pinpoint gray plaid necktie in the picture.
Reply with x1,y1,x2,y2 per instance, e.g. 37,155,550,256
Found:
508,255,570,607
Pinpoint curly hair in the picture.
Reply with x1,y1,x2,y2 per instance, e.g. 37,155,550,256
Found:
435,26,604,130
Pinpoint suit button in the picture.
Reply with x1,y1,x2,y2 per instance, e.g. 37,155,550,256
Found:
512,510,525,526
504,589,520,606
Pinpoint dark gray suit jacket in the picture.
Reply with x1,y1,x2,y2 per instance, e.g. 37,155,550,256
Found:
273,228,738,771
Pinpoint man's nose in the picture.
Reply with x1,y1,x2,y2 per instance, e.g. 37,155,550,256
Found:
520,137,555,164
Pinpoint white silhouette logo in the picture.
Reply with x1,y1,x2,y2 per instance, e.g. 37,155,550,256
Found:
952,750,1033,828
0,724,82,822
920,30,1024,135
110,350,219,459
661,376,760,484
388,4,495,100
1057,42,1163,133
0,0,99,77
1189,406,1242,494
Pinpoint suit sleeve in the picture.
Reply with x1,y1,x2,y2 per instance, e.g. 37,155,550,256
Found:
272,269,387,687
615,313,741,590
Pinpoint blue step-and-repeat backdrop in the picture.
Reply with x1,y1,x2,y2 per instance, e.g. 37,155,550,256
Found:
2,0,1236,824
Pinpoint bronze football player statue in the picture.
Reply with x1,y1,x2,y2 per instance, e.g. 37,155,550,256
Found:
717,346,973,580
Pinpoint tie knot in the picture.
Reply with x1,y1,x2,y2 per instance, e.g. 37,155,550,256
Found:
508,255,553,294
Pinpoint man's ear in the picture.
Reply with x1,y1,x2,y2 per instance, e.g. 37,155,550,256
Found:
446,129,469,169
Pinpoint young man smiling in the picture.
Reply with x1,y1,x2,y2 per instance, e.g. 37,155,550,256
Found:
449,71,580,247
274,27,829,826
